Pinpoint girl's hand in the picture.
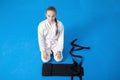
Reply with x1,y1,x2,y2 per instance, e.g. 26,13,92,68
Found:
43,50,48,60
56,51,62,60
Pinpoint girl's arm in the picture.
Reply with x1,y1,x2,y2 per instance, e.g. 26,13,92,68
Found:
57,22,64,52
38,23,46,52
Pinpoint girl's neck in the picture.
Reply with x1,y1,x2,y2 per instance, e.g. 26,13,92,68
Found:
48,20,55,25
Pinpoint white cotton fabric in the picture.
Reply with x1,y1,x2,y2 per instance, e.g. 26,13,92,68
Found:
38,19,64,62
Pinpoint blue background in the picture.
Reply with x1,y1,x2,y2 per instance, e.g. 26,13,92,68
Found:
0,0,120,80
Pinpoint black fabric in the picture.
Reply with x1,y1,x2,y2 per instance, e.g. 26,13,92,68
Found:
42,38,90,80
42,63,83,76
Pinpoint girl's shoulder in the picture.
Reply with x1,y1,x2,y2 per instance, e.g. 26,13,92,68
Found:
39,19,47,25
57,20,64,27
38,19,48,30
57,20,62,24
38,19,48,27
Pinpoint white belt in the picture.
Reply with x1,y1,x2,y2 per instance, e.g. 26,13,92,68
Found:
46,39,57,48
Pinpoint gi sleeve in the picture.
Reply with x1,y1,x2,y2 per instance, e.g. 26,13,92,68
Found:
57,22,64,52
38,23,46,52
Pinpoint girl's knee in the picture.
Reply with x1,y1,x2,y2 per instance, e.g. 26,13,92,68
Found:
54,52,63,62
41,56,51,63
41,53,51,63
54,56,63,62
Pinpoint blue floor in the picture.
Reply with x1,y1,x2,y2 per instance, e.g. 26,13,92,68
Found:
0,0,120,80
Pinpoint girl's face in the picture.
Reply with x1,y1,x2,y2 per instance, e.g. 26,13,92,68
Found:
46,10,56,23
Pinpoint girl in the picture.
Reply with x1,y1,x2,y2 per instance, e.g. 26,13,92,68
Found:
38,6,64,62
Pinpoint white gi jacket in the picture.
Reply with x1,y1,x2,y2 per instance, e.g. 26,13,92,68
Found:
38,19,64,54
